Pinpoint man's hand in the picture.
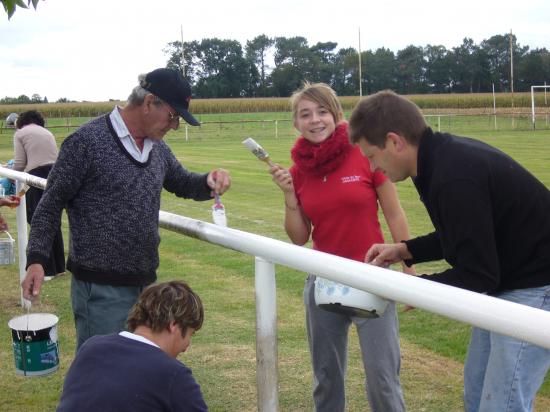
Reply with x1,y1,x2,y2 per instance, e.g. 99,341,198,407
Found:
21,264,45,301
207,168,231,196
365,242,412,267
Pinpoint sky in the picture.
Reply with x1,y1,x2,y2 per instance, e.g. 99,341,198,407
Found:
1,0,549,102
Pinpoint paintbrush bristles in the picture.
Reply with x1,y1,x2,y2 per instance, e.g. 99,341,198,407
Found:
242,137,274,165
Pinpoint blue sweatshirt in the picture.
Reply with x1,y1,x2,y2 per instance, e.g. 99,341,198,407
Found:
57,333,208,412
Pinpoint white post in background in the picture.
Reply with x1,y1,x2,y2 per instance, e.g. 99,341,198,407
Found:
185,124,189,141
15,180,29,308
531,85,536,130
275,120,278,139
492,83,497,130
254,257,278,412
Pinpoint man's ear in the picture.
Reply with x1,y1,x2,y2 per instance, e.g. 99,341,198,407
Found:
168,321,178,334
143,94,155,114
386,132,407,152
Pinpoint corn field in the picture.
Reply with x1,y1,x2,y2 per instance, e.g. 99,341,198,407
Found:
1,92,549,119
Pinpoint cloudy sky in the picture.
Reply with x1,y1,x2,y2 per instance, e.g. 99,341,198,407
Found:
1,0,548,102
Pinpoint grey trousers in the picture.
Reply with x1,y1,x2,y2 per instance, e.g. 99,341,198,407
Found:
71,277,145,350
304,275,406,412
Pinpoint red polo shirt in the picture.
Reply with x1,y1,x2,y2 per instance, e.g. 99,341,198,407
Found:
291,146,387,262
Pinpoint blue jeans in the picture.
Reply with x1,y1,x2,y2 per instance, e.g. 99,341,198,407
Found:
71,277,145,350
464,285,550,412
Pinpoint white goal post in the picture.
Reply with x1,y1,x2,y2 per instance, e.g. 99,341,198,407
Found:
531,85,550,129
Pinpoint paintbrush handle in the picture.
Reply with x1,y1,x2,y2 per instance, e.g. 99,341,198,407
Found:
262,157,275,167
17,185,30,198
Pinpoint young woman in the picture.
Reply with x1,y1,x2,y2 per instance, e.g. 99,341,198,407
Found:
270,83,414,411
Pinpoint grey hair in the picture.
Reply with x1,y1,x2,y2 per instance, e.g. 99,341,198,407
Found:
126,73,164,106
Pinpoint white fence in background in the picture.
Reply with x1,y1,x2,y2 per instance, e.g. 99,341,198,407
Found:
2,112,550,138
2,167,550,412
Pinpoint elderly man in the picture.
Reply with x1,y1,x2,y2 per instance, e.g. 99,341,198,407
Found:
348,90,550,412
57,280,208,411
22,68,231,349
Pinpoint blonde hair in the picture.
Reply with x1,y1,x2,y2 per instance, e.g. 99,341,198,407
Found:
290,82,344,123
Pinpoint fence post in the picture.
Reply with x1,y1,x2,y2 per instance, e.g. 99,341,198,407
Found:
15,181,30,308
254,256,278,412
275,120,278,139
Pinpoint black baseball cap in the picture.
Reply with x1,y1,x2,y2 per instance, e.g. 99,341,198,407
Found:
141,68,200,126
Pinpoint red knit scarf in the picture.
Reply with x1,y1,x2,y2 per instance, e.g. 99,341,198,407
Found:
291,123,353,177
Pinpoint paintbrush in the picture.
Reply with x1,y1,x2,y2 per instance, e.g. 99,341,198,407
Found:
211,193,227,227
242,137,274,166
16,183,30,198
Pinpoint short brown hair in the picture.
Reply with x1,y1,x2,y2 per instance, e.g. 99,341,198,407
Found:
348,90,427,147
126,281,204,336
290,82,344,123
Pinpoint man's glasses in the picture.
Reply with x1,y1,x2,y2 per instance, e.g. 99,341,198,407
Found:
163,104,180,124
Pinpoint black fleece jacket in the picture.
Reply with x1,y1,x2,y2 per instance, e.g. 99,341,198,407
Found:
404,128,550,293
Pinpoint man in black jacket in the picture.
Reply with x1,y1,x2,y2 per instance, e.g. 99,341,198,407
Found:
348,90,550,412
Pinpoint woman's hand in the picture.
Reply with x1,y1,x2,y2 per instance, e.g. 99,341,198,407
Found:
269,164,294,193
0,195,20,208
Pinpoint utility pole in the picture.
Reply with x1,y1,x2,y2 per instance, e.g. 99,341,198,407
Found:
358,28,362,97
509,29,515,126
180,25,185,77
509,29,515,94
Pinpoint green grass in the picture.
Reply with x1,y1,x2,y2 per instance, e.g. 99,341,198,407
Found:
0,112,549,411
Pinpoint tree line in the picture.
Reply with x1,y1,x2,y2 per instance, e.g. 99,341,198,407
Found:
0,94,51,105
164,33,550,98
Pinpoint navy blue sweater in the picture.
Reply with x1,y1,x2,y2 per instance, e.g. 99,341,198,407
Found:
405,128,550,293
57,334,208,412
27,115,212,286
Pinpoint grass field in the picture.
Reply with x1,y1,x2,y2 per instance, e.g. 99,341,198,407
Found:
0,112,549,411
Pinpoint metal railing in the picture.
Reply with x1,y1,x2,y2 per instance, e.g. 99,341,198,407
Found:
3,166,550,411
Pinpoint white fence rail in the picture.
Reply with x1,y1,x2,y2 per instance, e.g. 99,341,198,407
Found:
3,167,550,411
